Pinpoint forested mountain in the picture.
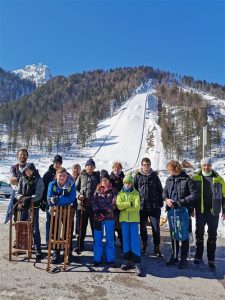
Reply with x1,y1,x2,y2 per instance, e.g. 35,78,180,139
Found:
0,65,224,157
0,68,36,102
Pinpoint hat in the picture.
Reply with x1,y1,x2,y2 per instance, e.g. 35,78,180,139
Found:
100,169,110,181
22,163,36,173
200,157,212,166
85,158,95,168
123,173,134,185
53,154,63,164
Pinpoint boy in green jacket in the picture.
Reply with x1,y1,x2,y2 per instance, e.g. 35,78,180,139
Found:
116,173,143,277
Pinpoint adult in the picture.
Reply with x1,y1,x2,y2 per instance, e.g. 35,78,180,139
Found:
134,157,164,257
5,148,29,224
42,154,63,246
193,157,225,269
71,163,81,237
163,160,198,269
75,158,100,253
15,163,44,258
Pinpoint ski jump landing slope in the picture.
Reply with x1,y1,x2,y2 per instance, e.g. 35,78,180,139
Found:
87,92,148,172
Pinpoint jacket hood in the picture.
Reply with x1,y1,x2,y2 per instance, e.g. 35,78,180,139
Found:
136,168,156,177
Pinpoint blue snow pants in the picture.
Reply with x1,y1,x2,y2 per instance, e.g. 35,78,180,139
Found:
121,222,141,263
93,220,115,263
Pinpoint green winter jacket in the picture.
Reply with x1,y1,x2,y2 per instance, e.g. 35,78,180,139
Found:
192,170,225,216
116,188,140,222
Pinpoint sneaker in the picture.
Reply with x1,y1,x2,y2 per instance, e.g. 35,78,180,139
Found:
134,263,144,277
35,250,42,259
51,251,59,264
178,259,188,269
208,260,216,269
154,245,164,259
121,260,132,270
108,262,117,268
92,261,101,267
141,242,148,256
194,258,203,265
166,257,179,266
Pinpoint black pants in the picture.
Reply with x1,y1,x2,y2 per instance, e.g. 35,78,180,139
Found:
195,212,219,261
171,239,189,260
140,208,161,246
77,207,94,248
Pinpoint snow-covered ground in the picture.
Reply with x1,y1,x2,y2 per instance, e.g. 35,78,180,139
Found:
0,87,224,236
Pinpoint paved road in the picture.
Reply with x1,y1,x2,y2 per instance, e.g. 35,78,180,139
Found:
0,210,224,300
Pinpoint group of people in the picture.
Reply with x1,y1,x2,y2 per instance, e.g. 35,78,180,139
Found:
8,149,225,277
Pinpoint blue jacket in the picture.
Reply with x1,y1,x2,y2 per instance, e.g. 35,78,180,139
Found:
47,174,76,206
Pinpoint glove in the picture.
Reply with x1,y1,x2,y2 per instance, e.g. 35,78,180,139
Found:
40,200,46,212
171,200,179,209
49,196,59,206
21,196,32,210
96,212,105,222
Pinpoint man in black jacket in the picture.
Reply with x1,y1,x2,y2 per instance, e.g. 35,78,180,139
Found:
43,154,63,246
134,157,163,257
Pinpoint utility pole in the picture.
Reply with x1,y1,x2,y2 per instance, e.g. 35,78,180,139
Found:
202,125,207,158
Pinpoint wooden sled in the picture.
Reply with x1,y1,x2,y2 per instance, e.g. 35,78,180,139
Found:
9,202,34,261
46,205,72,272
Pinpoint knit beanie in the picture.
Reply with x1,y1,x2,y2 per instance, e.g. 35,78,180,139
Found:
100,169,110,181
200,157,212,166
85,158,96,168
123,173,134,185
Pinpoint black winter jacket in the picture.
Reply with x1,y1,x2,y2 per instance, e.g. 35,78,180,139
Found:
43,164,57,203
163,171,198,210
134,170,163,210
109,171,124,193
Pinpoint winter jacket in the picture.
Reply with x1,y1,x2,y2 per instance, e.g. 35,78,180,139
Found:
16,169,44,209
92,183,117,221
42,164,57,203
116,188,140,223
192,170,225,216
163,171,198,210
10,163,27,183
134,169,163,210
47,174,76,207
109,171,125,193
76,169,100,210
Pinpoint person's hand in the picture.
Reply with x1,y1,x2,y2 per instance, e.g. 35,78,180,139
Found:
166,198,175,208
222,213,225,220
50,196,59,205
10,177,18,185
96,212,105,222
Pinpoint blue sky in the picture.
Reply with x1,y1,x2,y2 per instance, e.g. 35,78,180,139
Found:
0,0,224,84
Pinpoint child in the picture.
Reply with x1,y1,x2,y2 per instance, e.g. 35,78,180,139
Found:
47,167,76,263
92,170,117,267
15,163,44,259
116,173,143,276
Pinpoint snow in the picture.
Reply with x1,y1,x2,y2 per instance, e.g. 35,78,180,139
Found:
0,86,224,237
13,63,52,87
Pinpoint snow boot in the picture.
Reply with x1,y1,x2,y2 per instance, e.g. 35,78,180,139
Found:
178,258,188,269
121,260,133,270
141,242,148,255
154,245,164,259
134,263,144,277
208,260,216,269
166,256,179,266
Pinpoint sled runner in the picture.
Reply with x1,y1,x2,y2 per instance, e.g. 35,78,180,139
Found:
46,205,72,272
9,202,34,261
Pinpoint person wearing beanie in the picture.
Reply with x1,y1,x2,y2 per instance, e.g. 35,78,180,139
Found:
92,170,117,267
116,173,144,277
109,162,125,250
75,158,100,253
193,157,225,269
15,162,44,259
42,154,63,246
134,157,164,258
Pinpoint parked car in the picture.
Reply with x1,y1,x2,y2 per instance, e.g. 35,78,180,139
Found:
0,181,13,198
